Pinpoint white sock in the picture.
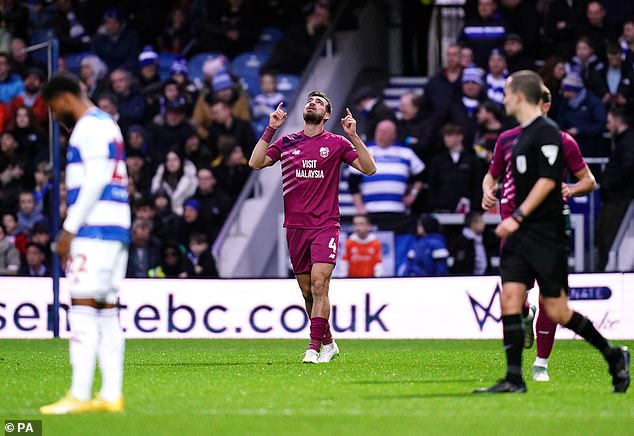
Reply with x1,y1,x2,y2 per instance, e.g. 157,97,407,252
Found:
69,305,99,401
97,307,125,401
534,357,549,368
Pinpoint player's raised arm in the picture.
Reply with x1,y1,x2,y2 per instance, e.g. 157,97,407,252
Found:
249,102,287,170
342,108,376,176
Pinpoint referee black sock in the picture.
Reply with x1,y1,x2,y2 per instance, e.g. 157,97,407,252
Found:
564,311,617,363
502,314,525,385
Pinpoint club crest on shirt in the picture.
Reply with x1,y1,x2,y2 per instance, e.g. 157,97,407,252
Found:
291,149,301,155
320,146,329,158
516,155,527,174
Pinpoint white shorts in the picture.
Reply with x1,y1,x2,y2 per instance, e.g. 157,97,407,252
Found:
67,237,128,304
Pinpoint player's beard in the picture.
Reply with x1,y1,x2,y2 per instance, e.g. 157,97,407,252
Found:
57,111,76,131
303,110,324,125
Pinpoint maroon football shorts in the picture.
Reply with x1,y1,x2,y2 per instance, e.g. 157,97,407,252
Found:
286,227,340,275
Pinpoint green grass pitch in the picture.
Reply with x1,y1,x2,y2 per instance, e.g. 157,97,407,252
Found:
1,339,633,435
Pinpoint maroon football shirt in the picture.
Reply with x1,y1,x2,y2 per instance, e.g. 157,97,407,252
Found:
267,129,358,229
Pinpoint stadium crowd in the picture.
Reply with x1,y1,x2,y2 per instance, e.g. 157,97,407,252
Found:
0,0,632,278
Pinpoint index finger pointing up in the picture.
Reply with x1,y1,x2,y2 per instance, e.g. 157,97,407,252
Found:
346,107,352,116
276,102,284,111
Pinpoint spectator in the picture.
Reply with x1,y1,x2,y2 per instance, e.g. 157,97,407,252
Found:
485,49,507,105
151,149,198,215
125,124,150,157
125,148,152,197
8,105,48,164
18,242,48,277
29,223,51,255
566,37,604,86
458,0,508,68
251,71,285,121
619,19,634,69
32,161,52,215
8,69,48,130
126,218,160,278
0,222,19,275
503,33,534,73
428,124,482,212
350,119,424,218
79,55,108,101
350,86,396,142
498,0,540,59
340,214,383,278
149,79,191,122
451,211,489,276
558,73,607,157
588,43,630,108
0,132,27,212
109,68,147,129
180,198,208,246
16,191,45,234
460,46,475,69
0,52,23,104
183,132,212,169
158,6,195,56
51,0,91,55
396,91,439,162
211,137,250,202
446,66,486,147
400,214,449,277
187,232,219,278
474,100,507,161
262,3,330,74
193,167,231,243
540,55,566,120
168,59,198,110
93,8,139,72
425,43,463,113
148,241,194,278
97,93,127,132
136,45,161,94
543,0,586,59
579,1,618,62
207,99,255,159
132,197,164,240
0,0,29,43
9,38,46,79
597,107,634,270
148,100,196,164
152,190,184,241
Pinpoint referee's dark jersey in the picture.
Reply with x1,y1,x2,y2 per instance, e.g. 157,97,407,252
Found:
511,116,565,229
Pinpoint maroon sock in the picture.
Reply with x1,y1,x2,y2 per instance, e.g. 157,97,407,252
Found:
536,302,557,359
323,323,333,345
308,317,328,351
521,299,530,318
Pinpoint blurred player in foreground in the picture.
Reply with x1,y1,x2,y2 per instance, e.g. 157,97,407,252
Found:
482,85,598,382
40,73,130,413
474,70,629,394
249,93,376,363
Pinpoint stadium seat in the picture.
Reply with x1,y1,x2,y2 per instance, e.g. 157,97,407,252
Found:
30,28,55,63
231,51,269,95
187,52,222,85
158,53,178,81
64,51,94,76
254,27,282,55
276,74,300,99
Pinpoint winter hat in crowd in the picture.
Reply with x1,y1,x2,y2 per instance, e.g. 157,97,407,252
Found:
462,66,484,86
562,73,584,93
170,58,188,76
183,198,201,213
138,45,159,68
212,69,233,93
202,55,227,78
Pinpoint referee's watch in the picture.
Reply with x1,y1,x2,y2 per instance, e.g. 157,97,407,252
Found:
512,209,525,224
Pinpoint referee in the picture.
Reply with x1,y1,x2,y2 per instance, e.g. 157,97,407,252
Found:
474,70,630,394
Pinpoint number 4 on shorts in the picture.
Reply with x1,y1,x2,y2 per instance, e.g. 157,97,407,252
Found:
328,237,337,259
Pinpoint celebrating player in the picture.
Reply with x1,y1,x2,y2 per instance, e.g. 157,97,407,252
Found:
249,92,376,363
482,85,598,382
474,70,629,393
40,73,131,413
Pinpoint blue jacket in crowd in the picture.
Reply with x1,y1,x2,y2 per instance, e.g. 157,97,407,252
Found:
400,233,450,277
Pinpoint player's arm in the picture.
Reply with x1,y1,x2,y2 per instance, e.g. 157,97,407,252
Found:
481,172,500,210
248,102,287,170
564,165,597,198
496,178,556,238
341,108,376,176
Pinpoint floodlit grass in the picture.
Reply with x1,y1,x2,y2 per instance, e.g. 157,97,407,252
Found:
1,339,633,435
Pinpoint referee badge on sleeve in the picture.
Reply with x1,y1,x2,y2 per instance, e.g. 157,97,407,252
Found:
516,155,527,174
540,145,559,165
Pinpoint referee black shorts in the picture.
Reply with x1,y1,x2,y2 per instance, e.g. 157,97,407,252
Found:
500,225,569,298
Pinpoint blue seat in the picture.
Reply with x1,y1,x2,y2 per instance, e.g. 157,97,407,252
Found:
231,51,269,95
158,53,178,81
30,28,54,63
64,51,94,76
187,52,222,84
254,27,282,54
276,74,300,99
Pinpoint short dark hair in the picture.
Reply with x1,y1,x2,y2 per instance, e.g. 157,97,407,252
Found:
442,123,464,136
479,100,502,119
353,214,371,224
97,92,118,106
609,107,631,126
42,72,82,101
189,232,208,245
465,211,483,228
26,242,47,255
508,70,543,104
307,90,332,114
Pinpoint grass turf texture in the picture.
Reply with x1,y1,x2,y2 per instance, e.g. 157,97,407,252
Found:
1,339,633,435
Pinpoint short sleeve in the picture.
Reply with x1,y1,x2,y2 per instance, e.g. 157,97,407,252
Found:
536,125,563,181
489,136,505,178
265,137,283,162
74,118,110,161
408,149,425,175
340,136,358,165
561,132,586,175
